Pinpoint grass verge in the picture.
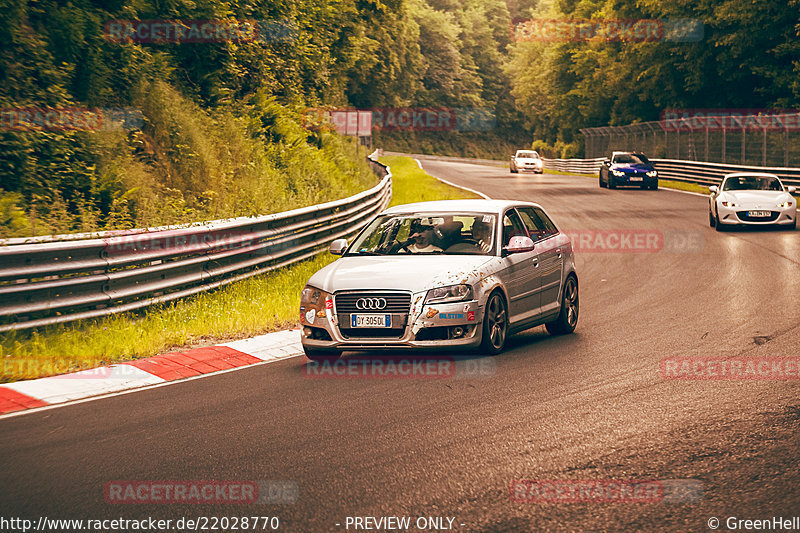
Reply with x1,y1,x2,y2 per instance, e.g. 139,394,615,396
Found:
1,156,476,382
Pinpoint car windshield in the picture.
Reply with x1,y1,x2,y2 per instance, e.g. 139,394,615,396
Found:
517,151,539,158
722,176,783,191
613,153,650,165
347,213,497,256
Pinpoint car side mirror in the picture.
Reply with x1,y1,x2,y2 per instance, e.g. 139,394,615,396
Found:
708,185,719,194
329,238,348,255
788,186,797,194
604,159,611,166
504,236,535,255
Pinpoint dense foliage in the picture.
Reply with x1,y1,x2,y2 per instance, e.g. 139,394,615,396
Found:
1,0,798,236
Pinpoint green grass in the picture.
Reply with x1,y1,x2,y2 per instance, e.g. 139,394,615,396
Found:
0,156,475,382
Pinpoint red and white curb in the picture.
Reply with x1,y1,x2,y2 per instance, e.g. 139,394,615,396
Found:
0,329,303,416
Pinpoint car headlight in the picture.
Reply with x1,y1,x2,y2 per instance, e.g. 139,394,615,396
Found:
777,199,795,208
646,170,657,177
612,170,625,177
300,285,323,306
424,284,472,304
721,201,738,207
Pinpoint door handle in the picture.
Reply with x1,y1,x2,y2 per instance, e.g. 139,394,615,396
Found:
532,256,539,267
556,248,562,258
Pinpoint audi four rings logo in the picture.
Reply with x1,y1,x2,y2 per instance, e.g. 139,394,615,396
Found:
355,297,387,310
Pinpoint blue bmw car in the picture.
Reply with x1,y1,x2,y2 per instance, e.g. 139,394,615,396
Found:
599,151,658,190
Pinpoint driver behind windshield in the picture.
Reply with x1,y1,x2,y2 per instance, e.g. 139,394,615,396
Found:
403,221,443,253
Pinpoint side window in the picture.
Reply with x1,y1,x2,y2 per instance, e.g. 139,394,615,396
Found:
533,208,559,236
502,210,528,246
517,207,557,242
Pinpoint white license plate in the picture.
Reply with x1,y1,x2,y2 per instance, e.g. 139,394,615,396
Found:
629,176,643,181
351,314,391,328
748,210,771,217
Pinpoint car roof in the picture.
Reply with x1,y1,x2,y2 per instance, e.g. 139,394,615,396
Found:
723,172,781,179
382,199,544,215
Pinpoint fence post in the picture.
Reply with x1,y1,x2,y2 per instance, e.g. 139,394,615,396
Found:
762,126,767,166
785,126,790,167
741,125,745,164
722,126,726,163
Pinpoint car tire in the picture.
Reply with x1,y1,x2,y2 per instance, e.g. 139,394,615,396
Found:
545,275,579,336
510,168,518,174
303,346,341,363
714,214,726,232
480,291,508,355
608,176,616,189
709,209,716,227
599,174,606,188
651,183,659,190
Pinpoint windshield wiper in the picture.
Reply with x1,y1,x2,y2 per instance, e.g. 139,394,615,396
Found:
346,251,383,256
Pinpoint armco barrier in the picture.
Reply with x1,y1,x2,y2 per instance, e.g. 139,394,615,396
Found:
0,156,391,332
543,157,800,188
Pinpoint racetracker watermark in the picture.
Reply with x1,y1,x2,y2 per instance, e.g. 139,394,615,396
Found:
509,479,703,503
104,229,258,259
661,109,800,131
0,107,142,132
661,357,800,380
2,358,147,380
104,480,298,504
563,229,703,253
511,18,703,43
303,107,495,133
302,356,495,379
104,19,296,44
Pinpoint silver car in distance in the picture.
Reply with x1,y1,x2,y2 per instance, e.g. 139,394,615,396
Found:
299,200,579,361
708,173,797,231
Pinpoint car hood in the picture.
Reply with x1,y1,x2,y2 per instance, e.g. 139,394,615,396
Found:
611,163,653,172
307,255,496,293
516,157,542,163
720,190,791,206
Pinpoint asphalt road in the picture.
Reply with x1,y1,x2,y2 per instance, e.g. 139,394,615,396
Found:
2,160,800,532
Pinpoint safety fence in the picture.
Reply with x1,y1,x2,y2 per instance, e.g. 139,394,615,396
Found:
0,157,391,332
580,112,800,168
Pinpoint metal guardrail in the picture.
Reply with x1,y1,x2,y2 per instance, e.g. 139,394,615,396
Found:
0,157,391,332
543,157,800,188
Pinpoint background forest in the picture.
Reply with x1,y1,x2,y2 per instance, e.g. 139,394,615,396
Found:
1,0,798,236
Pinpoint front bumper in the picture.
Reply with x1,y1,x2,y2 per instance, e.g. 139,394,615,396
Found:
301,295,484,351
612,173,657,187
716,205,796,226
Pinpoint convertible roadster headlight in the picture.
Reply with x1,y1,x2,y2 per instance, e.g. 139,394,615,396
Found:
777,199,794,208
425,284,473,304
721,201,738,207
646,170,658,177
612,170,625,177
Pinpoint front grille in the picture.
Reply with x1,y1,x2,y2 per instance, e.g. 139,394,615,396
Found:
339,328,406,339
334,292,411,314
737,211,779,222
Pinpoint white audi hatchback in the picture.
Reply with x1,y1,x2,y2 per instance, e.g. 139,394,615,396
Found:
298,200,579,361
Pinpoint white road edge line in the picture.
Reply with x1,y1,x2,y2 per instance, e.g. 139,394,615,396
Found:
415,159,492,200
0,351,305,421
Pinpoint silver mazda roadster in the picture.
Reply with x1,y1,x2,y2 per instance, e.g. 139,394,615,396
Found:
299,200,579,361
